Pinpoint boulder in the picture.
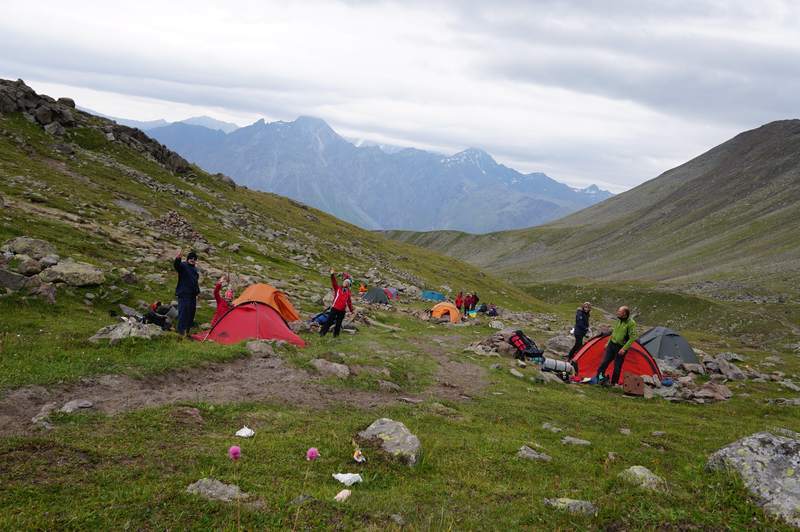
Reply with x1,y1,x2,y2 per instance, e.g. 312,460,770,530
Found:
89,320,163,345
518,445,552,462
57,97,76,108
619,466,668,492
545,335,574,355
311,358,351,378
716,358,746,381
510,368,525,378
60,399,93,413
0,268,27,290
680,362,706,375
39,254,60,269
489,320,505,330
543,498,597,516
707,429,800,527
186,478,250,502
357,418,421,466
2,237,56,260
39,259,104,286
541,422,563,433
12,254,42,276
562,436,591,446
246,340,275,358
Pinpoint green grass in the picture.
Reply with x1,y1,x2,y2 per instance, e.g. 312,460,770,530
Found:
2,105,800,530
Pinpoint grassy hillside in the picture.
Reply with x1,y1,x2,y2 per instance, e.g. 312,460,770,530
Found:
2,81,800,530
387,120,800,298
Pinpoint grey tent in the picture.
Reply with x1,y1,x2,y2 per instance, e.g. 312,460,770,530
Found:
637,327,698,364
362,287,389,304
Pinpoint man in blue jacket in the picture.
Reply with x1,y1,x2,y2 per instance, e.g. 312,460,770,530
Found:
567,302,591,359
173,250,200,336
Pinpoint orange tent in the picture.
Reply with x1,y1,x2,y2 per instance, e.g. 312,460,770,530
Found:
431,302,461,323
233,283,300,322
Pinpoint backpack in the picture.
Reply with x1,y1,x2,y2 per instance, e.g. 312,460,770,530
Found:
508,330,544,361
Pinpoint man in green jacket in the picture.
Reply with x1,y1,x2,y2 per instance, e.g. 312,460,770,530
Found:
596,306,637,385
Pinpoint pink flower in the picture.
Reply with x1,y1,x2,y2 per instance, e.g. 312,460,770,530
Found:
228,445,241,461
306,447,320,461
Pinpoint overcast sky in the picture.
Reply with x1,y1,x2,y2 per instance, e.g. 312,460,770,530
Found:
2,0,799,191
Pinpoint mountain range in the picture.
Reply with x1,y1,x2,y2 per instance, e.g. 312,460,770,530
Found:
77,108,240,133
145,117,612,233
386,119,800,298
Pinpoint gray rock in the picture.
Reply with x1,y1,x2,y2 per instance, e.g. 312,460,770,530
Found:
518,445,552,462
311,358,351,378
543,497,597,516
707,429,800,527
562,436,591,446
489,320,505,330
44,121,65,136
651,431,666,437
12,254,42,276
619,466,668,492
186,478,250,502
766,398,800,406
246,340,275,358
545,335,574,354
680,362,706,375
490,363,502,370
357,418,421,466
2,237,56,260
39,254,60,269
31,402,58,424
60,399,93,413
390,514,406,526
378,380,401,393
620,428,632,435
0,268,27,290
542,422,563,433
510,368,525,378
57,97,75,108
716,358,746,380
718,352,746,362
780,380,800,392
39,259,104,286
89,320,163,345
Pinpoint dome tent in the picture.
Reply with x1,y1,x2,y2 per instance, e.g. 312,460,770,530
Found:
233,283,300,322
431,302,461,324
637,327,698,364
363,287,390,304
422,290,446,302
571,334,662,384
195,302,305,347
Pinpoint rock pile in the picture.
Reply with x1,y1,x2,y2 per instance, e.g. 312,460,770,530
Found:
89,319,164,345
465,329,517,357
150,211,207,243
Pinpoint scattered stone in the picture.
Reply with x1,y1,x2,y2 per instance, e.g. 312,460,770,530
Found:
89,320,163,345
780,380,800,392
246,340,276,358
390,514,406,526
489,320,504,330
651,431,666,437
518,445,552,462
378,380,401,393
0,268,28,290
399,397,423,405
545,335,574,354
12,254,42,276
357,418,421,466
679,362,706,375
59,399,93,413
150,211,206,243
718,352,746,362
510,368,524,378
2,236,56,260
766,398,800,406
29,282,56,304
620,428,632,435
172,407,204,425
542,422,563,433
607,452,619,462
186,478,250,502
311,358,351,378
716,358,746,381
39,258,104,286
543,498,597,516
490,363,502,370
707,429,800,527
619,466,668,492
562,436,591,446
31,402,58,424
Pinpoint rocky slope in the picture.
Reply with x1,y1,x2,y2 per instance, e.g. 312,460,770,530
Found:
387,120,800,298
146,117,611,233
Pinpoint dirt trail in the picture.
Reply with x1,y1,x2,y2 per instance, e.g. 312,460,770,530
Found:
0,347,487,437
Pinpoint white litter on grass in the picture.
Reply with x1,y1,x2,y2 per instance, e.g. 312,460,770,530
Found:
332,473,363,486
334,489,352,502
235,426,255,438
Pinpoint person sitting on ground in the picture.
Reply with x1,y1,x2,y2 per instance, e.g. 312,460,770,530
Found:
477,302,488,313
320,268,353,338
143,300,173,330
211,275,234,327
567,302,592,360
358,283,368,294
487,303,498,317
455,291,464,313
173,249,200,336
595,306,637,385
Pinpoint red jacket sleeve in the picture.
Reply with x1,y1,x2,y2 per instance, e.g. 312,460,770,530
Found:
213,282,223,305
330,273,339,291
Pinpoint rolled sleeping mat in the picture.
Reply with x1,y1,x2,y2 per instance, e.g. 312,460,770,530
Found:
541,357,575,374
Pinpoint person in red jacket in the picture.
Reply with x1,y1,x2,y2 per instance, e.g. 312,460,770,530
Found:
320,268,353,338
464,293,474,315
211,275,234,327
455,291,464,313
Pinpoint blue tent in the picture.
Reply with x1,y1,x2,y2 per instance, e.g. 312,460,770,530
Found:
422,290,446,302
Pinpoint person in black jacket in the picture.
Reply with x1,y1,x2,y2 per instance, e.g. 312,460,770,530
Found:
567,302,591,359
173,249,200,336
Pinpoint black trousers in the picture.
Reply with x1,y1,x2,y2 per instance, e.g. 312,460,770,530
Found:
596,341,625,383
176,296,196,335
567,333,585,359
320,309,346,337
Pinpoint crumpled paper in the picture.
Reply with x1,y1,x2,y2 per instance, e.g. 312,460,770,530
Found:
235,426,255,438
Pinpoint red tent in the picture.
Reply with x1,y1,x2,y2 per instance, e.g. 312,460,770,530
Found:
572,335,661,384
195,302,305,347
